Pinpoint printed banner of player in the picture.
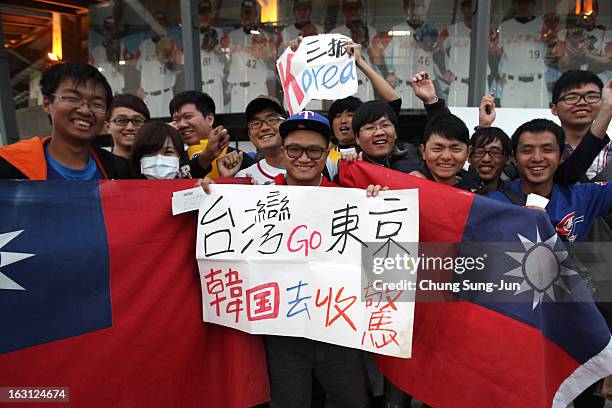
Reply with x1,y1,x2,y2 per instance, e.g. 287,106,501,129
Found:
196,185,419,358
277,34,359,115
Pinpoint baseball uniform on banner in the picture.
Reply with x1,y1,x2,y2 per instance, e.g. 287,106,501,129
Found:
90,44,125,95
330,22,377,43
136,38,177,118
226,28,272,112
556,26,606,71
440,21,489,107
498,17,548,108
385,22,436,109
200,28,226,109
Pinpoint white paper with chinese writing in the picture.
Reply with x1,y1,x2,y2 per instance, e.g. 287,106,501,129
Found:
277,33,358,115
196,185,419,358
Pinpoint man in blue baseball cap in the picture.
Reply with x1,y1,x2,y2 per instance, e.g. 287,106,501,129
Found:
275,110,348,187
263,110,382,407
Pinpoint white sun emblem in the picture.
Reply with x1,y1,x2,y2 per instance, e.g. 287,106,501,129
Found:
504,226,578,309
0,230,35,291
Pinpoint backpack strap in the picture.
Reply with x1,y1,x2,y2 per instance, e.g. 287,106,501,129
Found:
499,183,527,206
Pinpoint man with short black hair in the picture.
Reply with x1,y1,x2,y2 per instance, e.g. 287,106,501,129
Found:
0,62,134,180
488,118,612,242
551,71,612,181
415,113,481,191
106,93,150,160
169,90,254,178
468,127,513,194
264,110,380,407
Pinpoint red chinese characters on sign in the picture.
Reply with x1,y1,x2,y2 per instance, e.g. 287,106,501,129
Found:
361,282,402,349
315,287,357,331
203,267,244,322
246,283,280,321
204,268,227,317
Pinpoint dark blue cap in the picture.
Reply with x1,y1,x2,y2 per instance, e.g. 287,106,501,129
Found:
279,111,331,141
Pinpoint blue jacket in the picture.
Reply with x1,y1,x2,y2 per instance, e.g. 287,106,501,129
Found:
487,179,611,243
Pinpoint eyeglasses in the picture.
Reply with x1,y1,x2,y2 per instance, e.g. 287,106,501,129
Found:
248,117,284,129
556,92,601,105
472,148,504,159
359,122,394,136
284,144,327,160
109,117,146,127
52,94,107,114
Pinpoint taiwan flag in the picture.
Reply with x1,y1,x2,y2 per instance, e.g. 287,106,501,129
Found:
0,180,269,407
339,161,612,408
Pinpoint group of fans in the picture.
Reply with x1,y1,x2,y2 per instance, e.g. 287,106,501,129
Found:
1,35,612,403
89,0,612,116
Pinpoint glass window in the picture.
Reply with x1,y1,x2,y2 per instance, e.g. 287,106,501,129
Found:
87,0,611,115
89,0,184,118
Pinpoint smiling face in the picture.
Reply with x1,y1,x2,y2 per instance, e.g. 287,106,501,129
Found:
172,103,214,146
248,107,284,152
420,134,470,184
283,130,329,186
43,78,108,145
332,110,355,145
551,82,602,130
515,131,560,188
469,138,508,182
355,116,397,160
106,107,146,152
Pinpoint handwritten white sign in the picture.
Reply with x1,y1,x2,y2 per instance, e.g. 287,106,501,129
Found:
277,34,359,115
196,184,419,358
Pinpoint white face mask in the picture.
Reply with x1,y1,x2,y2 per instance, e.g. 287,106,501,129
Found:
140,155,180,179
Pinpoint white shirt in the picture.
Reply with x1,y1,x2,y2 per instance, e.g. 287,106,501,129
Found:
237,159,283,185
136,38,177,92
385,22,435,80
498,17,547,76
200,29,226,82
226,28,273,83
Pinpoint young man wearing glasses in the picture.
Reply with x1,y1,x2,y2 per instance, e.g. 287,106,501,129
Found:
105,94,150,160
217,96,338,184
0,62,134,180
551,70,612,181
263,110,382,407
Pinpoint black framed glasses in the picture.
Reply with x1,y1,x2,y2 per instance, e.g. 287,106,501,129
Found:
52,94,107,114
108,117,146,127
248,117,284,129
284,144,327,160
556,92,601,105
472,148,504,159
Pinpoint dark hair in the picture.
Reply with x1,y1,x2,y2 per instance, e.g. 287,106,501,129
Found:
169,91,216,117
131,122,189,169
511,119,565,156
470,127,512,157
41,61,113,109
328,96,363,123
107,94,150,120
552,70,603,103
351,100,398,134
422,113,469,145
